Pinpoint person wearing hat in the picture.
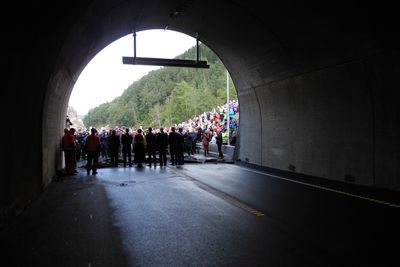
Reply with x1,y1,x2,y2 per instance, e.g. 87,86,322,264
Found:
84,128,101,175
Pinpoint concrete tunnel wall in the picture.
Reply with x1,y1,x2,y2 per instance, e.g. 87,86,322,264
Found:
1,1,399,226
239,54,400,189
240,60,373,184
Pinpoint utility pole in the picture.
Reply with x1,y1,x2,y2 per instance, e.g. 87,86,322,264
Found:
226,70,230,144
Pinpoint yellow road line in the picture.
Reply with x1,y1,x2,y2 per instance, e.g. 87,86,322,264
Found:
169,168,265,217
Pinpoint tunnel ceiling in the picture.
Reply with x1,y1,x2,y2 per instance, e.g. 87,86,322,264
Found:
5,1,398,95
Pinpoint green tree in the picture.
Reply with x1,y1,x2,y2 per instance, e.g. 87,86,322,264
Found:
83,44,238,128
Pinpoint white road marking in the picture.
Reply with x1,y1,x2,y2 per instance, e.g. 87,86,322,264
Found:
232,165,400,208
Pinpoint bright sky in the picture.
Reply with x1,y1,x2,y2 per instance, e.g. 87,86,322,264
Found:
68,30,196,116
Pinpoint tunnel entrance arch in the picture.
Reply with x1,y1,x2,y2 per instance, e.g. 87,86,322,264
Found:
40,1,400,195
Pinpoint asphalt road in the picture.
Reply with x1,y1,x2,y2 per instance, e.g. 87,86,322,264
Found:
1,161,398,267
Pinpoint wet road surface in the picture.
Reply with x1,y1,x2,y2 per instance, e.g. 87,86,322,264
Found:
1,161,398,266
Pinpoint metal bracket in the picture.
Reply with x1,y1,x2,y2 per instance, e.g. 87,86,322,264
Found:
122,30,209,68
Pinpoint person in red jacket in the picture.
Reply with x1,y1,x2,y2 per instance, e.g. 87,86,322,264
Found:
202,130,211,157
62,128,77,175
84,128,101,175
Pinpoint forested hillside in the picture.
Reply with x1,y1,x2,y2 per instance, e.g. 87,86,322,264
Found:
83,44,237,129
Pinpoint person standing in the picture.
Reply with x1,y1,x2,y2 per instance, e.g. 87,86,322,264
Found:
84,128,101,175
145,127,157,167
121,128,133,167
230,130,237,146
133,129,145,167
62,128,77,175
156,127,168,166
62,128,70,170
176,127,185,166
216,130,224,159
202,130,210,157
196,127,202,154
190,129,197,155
100,130,108,159
168,127,178,165
184,130,193,157
107,129,120,167
75,131,84,162
69,128,78,174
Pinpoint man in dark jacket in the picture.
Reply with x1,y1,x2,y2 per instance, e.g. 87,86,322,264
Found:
176,127,185,165
145,127,157,167
107,129,120,167
121,128,133,167
156,127,168,166
168,127,178,165
216,130,224,159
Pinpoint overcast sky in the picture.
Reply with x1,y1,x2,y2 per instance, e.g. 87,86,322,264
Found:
68,30,196,116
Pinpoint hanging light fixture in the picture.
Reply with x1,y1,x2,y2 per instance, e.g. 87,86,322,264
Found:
122,30,209,69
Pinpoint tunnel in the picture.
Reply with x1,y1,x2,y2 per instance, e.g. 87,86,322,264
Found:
1,1,399,227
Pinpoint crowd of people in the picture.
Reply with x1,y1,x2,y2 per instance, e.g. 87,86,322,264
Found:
62,100,239,175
